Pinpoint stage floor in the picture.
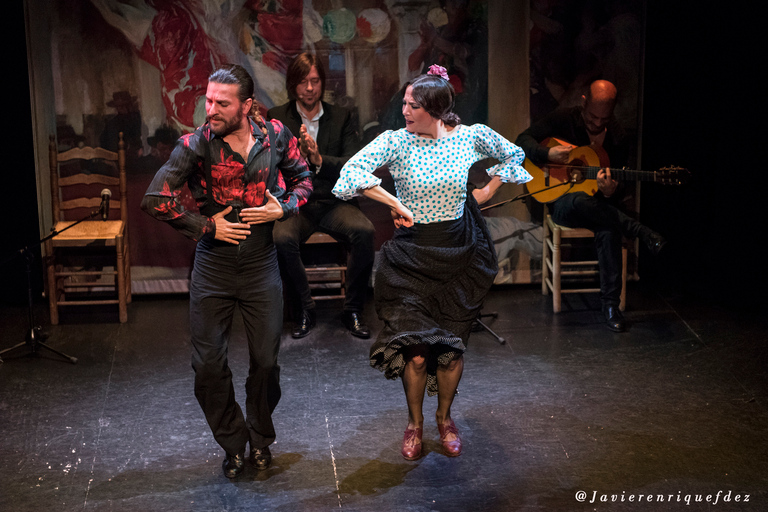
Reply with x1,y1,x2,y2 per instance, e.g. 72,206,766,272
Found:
1,284,766,511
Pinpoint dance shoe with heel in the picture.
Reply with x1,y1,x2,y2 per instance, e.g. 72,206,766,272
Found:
438,419,462,457
401,427,423,460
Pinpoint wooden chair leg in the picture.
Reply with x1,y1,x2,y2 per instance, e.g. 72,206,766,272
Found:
619,245,628,312
116,236,127,323
45,242,59,325
542,217,550,296
124,231,132,303
552,226,562,313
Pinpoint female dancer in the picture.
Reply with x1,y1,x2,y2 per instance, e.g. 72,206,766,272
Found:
332,65,531,459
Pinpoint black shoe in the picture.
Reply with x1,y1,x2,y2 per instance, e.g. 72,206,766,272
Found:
342,311,370,339
603,305,626,333
222,452,245,478
250,445,272,470
642,230,667,256
292,309,316,339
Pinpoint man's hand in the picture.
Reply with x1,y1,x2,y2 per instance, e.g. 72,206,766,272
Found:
547,144,573,164
299,125,322,167
213,206,250,245
389,200,414,229
239,190,284,224
596,167,618,197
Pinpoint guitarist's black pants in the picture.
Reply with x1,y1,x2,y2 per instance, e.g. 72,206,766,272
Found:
552,192,647,308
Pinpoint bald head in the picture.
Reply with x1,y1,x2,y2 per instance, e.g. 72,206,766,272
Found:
586,80,617,104
581,80,617,136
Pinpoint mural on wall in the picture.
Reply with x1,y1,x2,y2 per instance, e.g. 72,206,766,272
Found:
54,0,490,146
46,0,490,291
42,0,642,291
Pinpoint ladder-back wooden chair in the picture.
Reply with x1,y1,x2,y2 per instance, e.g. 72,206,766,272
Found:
542,213,627,313
302,232,347,301
45,133,131,324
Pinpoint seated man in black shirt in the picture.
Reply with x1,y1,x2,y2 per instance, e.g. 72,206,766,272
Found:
268,53,375,339
515,80,665,332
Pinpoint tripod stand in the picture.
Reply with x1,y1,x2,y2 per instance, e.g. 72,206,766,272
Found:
472,310,505,344
0,246,77,364
469,177,578,347
0,209,102,364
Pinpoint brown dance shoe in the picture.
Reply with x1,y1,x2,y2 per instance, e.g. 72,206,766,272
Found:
401,427,423,460
437,419,462,457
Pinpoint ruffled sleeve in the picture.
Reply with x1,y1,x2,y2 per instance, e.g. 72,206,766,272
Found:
333,130,402,200
472,124,532,184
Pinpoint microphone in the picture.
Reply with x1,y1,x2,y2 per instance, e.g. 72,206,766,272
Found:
100,188,112,221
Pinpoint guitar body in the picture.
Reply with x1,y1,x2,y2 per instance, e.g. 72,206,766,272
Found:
524,138,609,203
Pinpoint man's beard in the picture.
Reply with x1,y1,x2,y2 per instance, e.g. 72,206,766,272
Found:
297,95,320,113
208,111,244,137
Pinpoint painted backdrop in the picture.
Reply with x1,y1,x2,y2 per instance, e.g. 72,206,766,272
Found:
39,0,493,292
29,0,642,291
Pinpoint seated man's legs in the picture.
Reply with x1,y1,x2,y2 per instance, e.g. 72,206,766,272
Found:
317,201,375,314
552,193,627,331
317,200,376,338
553,192,663,248
273,210,317,337
553,192,624,305
273,199,375,338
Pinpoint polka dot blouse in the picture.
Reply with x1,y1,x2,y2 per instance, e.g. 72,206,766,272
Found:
332,124,531,224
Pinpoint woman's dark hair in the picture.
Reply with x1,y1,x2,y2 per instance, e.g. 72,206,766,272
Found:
286,53,326,101
406,73,460,127
208,64,255,104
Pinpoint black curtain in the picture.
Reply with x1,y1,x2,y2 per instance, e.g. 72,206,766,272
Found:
2,2,42,305
640,1,763,307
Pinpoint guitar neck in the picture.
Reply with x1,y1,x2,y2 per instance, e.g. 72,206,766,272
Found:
581,166,662,182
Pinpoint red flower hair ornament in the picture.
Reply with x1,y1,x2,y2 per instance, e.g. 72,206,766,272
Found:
427,64,449,81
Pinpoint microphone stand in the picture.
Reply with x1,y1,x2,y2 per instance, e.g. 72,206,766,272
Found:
470,179,577,345
0,207,103,364
480,179,576,211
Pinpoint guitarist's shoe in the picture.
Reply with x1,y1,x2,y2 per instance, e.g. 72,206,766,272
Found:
641,230,667,256
603,305,626,333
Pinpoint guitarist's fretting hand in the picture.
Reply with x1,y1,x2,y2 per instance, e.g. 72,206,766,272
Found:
596,168,618,198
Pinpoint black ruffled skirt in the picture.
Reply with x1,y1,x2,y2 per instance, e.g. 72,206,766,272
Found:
370,195,498,395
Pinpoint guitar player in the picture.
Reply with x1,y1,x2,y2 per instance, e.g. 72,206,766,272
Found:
515,80,666,332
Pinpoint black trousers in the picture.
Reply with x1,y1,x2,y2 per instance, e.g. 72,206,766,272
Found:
552,192,645,308
273,198,375,315
189,223,282,456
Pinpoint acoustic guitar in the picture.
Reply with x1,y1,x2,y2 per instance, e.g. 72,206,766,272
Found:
523,138,688,203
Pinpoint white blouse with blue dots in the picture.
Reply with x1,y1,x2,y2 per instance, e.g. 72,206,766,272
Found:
332,124,531,224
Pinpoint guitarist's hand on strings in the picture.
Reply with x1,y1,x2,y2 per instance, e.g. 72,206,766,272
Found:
597,168,618,198
547,145,574,164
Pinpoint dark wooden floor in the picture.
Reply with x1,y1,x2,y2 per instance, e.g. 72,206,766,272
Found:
1,281,766,511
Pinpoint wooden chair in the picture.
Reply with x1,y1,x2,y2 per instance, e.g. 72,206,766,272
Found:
542,214,627,313
45,133,131,324
302,232,347,301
